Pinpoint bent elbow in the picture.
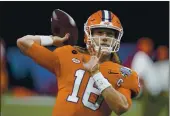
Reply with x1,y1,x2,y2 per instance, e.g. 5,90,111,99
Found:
16,35,34,50
17,36,27,47
114,104,129,115
16,38,23,47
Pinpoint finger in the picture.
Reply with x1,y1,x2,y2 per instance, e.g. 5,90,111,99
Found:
87,41,93,55
91,64,99,72
88,40,91,45
89,44,96,56
87,46,93,55
87,40,92,46
89,46,94,56
62,33,70,41
97,46,102,58
98,51,104,61
91,44,97,56
81,55,87,64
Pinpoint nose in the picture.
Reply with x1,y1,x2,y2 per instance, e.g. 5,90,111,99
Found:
103,33,107,37
102,33,108,42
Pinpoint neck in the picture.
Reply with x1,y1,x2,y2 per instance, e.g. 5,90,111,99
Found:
99,54,111,63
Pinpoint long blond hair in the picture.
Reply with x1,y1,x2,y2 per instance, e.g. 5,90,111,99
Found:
74,46,122,64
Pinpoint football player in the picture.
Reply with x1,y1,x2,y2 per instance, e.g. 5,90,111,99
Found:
0,39,8,95
17,10,140,116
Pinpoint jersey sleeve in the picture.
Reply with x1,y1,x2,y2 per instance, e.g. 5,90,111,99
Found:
117,88,132,108
121,70,140,98
25,43,60,75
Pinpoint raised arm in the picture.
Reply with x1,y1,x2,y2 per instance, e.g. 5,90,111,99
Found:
91,71,130,115
16,34,69,74
81,46,130,115
17,34,70,54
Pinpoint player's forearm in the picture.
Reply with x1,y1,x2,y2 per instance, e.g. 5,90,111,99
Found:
101,86,129,115
17,35,54,53
17,35,41,54
17,34,69,52
91,71,128,115
17,35,54,47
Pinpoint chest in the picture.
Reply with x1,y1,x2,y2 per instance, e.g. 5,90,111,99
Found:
58,51,130,90
59,62,125,111
63,59,124,90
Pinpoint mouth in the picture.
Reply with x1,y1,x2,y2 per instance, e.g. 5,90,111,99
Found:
100,44,109,47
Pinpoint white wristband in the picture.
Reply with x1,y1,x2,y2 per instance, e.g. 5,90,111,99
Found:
93,72,111,93
40,36,53,46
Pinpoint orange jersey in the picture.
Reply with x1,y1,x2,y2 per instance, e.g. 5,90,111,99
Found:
1,69,8,93
26,43,140,116
1,61,8,93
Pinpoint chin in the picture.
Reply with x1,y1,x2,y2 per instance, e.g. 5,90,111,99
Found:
103,51,111,56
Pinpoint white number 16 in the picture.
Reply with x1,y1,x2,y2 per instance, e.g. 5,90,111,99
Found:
67,69,103,110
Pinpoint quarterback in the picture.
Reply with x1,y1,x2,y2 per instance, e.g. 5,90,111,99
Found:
17,10,140,116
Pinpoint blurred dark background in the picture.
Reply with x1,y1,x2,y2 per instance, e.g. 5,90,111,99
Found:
0,1,169,48
0,1,169,116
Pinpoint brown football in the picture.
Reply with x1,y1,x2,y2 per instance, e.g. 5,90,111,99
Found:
51,9,78,45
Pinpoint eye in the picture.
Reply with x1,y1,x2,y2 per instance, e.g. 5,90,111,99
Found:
107,32,115,37
97,31,103,35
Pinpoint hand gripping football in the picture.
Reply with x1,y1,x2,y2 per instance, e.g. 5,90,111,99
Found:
51,9,78,45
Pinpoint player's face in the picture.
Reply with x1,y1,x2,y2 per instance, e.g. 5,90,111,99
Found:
91,28,117,47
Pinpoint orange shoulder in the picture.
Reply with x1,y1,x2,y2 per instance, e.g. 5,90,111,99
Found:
104,63,140,98
130,70,140,98
120,66,140,98
52,45,74,63
53,45,74,53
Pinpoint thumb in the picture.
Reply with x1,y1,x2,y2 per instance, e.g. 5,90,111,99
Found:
62,33,70,41
52,33,70,46
81,55,86,64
